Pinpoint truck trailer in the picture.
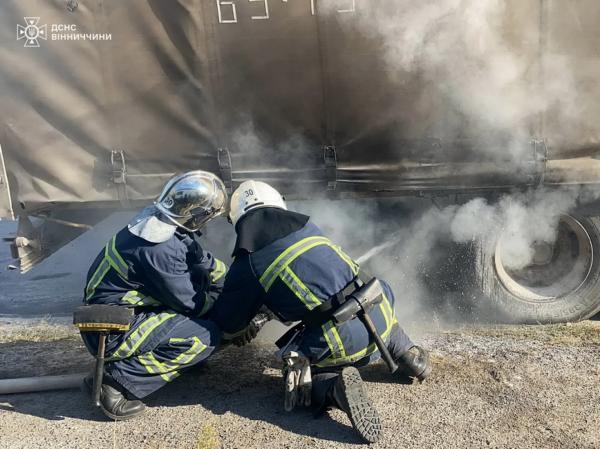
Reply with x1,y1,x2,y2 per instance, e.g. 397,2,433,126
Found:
1,0,600,323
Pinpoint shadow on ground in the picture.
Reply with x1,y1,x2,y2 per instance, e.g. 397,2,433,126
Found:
0,345,367,445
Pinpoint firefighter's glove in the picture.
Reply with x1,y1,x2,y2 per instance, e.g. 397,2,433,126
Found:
231,313,270,347
282,350,312,411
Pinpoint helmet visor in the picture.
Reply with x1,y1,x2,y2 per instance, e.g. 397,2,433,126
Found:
162,177,215,218
157,173,227,231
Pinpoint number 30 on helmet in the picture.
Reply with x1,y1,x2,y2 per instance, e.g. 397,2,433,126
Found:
229,180,287,226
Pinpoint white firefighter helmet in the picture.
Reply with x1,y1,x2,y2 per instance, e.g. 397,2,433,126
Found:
229,180,287,226
154,170,228,232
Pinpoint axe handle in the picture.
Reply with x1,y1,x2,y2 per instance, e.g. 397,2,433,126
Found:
358,313,399,373
93,333,107,407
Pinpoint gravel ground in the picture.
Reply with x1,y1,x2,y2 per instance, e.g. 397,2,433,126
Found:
0,322,598,449
1,220,598,448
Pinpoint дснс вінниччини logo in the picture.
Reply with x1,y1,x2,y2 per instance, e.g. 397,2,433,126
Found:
16,17,112,46
17,17,47,48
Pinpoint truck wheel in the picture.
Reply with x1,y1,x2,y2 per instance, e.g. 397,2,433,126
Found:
476,215,600,323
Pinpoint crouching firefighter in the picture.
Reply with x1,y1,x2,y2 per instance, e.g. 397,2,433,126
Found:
80,171,229,420
210,180,431,443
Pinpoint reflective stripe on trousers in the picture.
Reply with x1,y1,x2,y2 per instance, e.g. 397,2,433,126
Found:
316,292,398,367
107,312,177,361
138,336,207,382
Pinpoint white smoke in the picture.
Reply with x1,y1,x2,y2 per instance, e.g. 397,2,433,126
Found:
294,185,598,323
218,1,600,324
229,117,317,193
299,0,599,322
339,0,587,159
450,188,581,269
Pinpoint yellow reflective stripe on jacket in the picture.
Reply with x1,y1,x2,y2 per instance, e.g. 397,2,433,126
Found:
85,259,111,300
258,235,359,313
138,336,207,382
121,290,144,306
107,312,176,361
328,244,359,275
120,290,163,307
85,235,129,300
316,293,396,367
259,236,331,291
259,236,359,292
107,236,128,279
279,266,322,310
210,258,227,283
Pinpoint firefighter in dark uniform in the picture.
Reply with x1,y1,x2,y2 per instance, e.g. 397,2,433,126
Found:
211,180,432,443
81,171,229,420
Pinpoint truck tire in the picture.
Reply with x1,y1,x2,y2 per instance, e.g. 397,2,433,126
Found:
475,215,600,324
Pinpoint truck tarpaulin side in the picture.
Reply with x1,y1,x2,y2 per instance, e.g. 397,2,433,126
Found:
1,0,600,217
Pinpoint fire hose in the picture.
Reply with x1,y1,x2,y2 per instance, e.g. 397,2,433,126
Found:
0,374,86,395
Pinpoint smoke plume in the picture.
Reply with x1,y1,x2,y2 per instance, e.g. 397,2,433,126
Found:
295,185,598,324
334,0,596,160
219,1,600,326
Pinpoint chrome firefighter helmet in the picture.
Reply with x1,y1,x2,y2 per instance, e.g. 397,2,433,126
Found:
229,180,287,226
128,171,227,243
154,171,228,232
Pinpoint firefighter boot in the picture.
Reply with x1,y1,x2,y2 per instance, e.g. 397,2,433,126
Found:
396,345,431,382
83,375,146,420
329,367,382,443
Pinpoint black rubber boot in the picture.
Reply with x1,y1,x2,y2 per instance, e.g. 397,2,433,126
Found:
82,374,146,421
330,367,382,444
396,345,432,382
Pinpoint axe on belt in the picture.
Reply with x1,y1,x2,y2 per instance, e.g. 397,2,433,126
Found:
332,278,399,373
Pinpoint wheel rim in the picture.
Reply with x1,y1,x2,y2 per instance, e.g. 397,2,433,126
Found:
494,215,594,303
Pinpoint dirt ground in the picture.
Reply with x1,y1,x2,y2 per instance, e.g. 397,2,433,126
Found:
0,321,598,449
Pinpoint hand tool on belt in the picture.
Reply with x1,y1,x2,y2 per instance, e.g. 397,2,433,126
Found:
276,273,399,373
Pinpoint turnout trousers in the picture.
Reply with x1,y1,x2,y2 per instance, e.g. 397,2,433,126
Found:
295,281,414,369
310,323,414,409
82,310,220,399
296,282,415,409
